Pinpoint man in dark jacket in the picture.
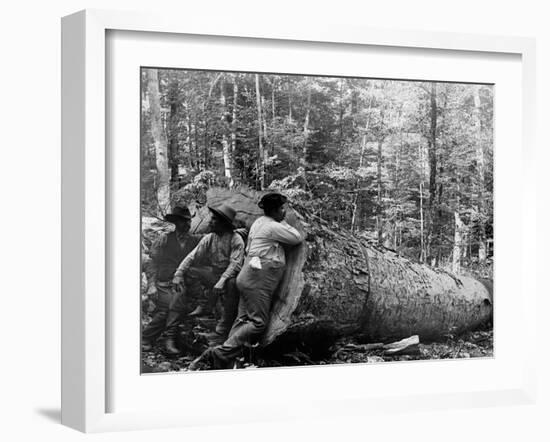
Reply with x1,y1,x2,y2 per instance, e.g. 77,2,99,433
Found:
142,206,200,355
171,204,245,344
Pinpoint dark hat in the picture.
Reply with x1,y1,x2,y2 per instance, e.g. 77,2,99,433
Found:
258,192,288,210
164,206,192,223
208,203,237,229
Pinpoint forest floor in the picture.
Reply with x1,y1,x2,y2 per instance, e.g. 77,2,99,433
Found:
141,317,493,373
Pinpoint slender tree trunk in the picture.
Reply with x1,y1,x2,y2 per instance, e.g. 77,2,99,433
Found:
427,82,438,262
193,119,200,171
184,110,194,169
146,69,170,214
287,78,293,123
350,86,359,131
203,118,209,170
392,109,404,250
351,81,375,232
167,80,179,183
271,77,276,122
375,93,386,245
350,133,367,231
452,211,464,274
202,73,223,172
302,79,312,169
262,95,269,178
255,74,265,189
376,138,384,245
473,86,487,263
231,75,238,156
418,143,425,262
338,79,344,151
219,78,233,187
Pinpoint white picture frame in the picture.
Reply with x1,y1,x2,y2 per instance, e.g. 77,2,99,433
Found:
61,9,537,433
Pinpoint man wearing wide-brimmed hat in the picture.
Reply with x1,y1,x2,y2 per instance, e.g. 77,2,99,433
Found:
171,203,245,344
142,206,201,355
193,192,303,369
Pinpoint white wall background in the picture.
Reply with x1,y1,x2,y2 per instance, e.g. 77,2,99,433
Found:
0,1,547,441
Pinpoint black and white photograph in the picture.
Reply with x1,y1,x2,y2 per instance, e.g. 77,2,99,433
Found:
140,68,494,373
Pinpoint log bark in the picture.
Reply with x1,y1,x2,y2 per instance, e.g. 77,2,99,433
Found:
191,187,493,348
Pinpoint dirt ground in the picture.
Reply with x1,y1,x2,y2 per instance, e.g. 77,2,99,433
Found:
141,316,493,373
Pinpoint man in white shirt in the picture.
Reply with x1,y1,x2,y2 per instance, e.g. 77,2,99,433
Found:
191,192,303,369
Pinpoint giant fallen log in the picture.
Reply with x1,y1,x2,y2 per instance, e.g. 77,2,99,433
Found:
191,187,493,350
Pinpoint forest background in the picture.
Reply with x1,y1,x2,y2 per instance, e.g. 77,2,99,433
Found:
141,68,494,277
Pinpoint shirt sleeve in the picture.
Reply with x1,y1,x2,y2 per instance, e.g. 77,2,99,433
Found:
145,233,168,283
220,233,245,281
267,220,303,245
174,234,212,278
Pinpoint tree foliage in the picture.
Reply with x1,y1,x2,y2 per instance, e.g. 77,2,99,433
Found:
141,69,493,275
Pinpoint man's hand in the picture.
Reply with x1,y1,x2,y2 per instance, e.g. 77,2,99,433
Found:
212,278,226,296
234,228,249,242
146,283,158,301
172,275,184,293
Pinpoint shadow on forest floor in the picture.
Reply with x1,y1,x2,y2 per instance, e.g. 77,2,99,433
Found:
141,317,493,373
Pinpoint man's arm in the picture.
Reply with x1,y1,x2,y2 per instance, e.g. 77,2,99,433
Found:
144,234,168,292
220,234,245,282
213,233,245,293
173,234,211,279
268,220,303,246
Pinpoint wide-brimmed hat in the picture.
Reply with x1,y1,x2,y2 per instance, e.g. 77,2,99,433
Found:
164,206,192,223
208,203,237,229
258,192,288,210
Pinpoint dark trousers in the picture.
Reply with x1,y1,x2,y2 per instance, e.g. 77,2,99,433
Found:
165,267,240,338
142,283,178,343
207,258,285,368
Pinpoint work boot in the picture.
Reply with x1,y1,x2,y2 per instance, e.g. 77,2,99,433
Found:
215,322,230,336
165,338,180,356
142,340,154,352
188,305,211,317
204,331,226,346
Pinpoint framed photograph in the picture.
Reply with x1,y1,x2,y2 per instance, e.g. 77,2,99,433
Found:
61,9,536,432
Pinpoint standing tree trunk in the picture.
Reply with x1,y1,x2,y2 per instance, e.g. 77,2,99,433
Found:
473,85,487,263
376,138,384,245
191,188,493,349
338,79,344,151
351,81,375,232
302,79,312,168
167,79,180,183
231,74,239,149
146,69,170,214
375,100,386,245
184,108,194,170
287,78,293,123
193,119,201,171
271,77,276,124
418,142,426,262
219,78,233,187
262,96,269,169
202,73,223,171
255,74,265,189
391,108,404,250
452,211,465,274
350,133,367,232
427,82,438,263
